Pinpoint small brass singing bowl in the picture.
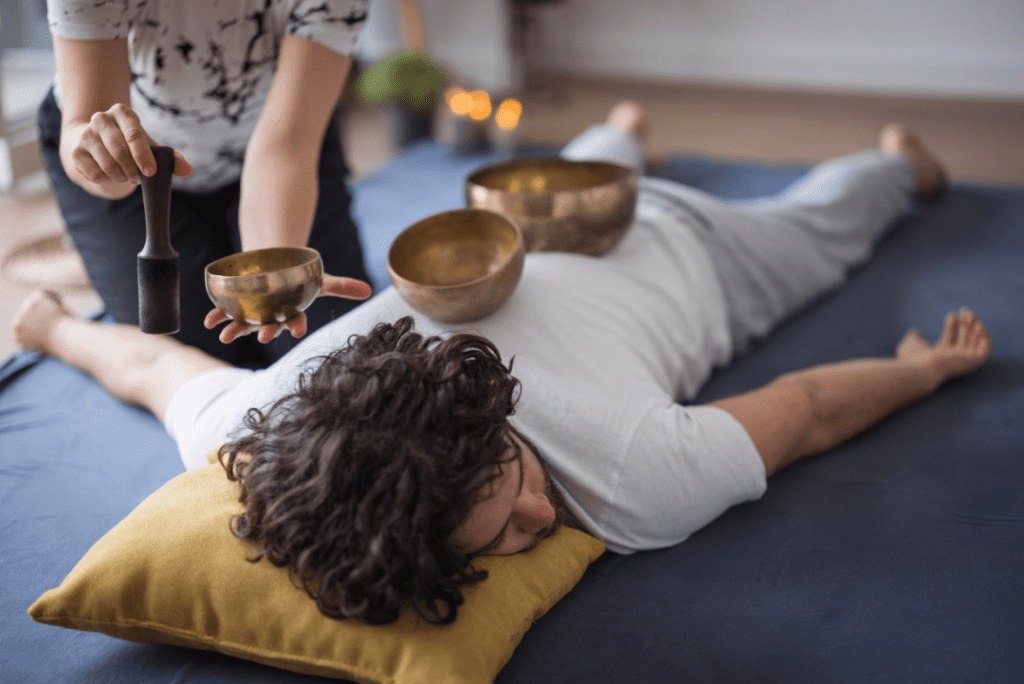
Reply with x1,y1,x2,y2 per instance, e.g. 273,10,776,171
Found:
204,247,323,325
387,209,524,323
465,157,638,255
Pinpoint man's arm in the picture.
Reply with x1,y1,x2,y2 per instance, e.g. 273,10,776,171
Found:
237,35,353,251
711,309,991,477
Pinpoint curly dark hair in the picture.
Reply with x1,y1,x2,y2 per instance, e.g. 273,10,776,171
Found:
217,316,521,626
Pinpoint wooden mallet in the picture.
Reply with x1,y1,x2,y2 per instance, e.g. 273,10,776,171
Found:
137,146,179,334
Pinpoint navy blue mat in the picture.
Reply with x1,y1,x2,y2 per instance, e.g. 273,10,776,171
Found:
3,141,1022,683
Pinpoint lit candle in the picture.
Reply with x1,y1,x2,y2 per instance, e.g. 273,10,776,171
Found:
495,98,522,131
469,90,492,121
446,87,473,117
492,97,522,158
439,86,486,154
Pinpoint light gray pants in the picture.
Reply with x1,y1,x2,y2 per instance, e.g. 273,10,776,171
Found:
561,124,916,352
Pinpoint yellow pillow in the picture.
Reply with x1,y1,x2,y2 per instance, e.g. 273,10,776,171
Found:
29,464,605,683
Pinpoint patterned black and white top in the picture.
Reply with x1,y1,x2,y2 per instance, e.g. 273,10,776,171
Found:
47,0,369,191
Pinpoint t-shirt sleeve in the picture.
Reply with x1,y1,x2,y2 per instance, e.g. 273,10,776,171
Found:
46,0,129,40
285,0,369,56
598,402,767,554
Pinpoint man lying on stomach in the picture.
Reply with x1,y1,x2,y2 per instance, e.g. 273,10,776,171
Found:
13,102,991,626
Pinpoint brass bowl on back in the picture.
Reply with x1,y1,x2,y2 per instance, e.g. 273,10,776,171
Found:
465,157,638,256
204,247,323,325
387,208,524,323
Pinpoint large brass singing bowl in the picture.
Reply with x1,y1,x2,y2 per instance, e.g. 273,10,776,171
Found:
465,157,638,255
387,209,524,323
205,247,323,325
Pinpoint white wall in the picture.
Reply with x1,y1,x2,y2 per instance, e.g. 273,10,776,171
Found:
538,0,1024,99
358,0,514,94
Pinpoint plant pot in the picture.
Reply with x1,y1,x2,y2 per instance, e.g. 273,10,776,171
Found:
434,107,488,155
386,105,434,148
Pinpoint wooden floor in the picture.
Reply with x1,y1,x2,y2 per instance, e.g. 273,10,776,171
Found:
3,76,1023,359
512,76,1024,186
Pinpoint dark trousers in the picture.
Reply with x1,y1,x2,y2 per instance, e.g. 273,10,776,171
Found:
38,89,369,368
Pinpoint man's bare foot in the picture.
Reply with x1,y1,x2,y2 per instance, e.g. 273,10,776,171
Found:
879,123,947,199
607,100,647,139
896,307,992,387
13,290,72,354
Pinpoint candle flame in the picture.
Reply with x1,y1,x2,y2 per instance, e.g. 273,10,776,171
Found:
446,87,473,116
495,98,522,130
468,90,492,121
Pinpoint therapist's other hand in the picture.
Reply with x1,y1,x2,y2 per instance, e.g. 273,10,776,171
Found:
63,103,192,187
203,274,373,344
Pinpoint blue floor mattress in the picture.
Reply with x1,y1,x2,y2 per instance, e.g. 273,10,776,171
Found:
3,140,1022,683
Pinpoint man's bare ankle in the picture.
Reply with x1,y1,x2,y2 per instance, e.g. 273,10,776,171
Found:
607,101,647,138
879,123,947,199
13,290,73,355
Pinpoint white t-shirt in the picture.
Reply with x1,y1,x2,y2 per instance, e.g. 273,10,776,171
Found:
167,193,768,554
47,0,368,191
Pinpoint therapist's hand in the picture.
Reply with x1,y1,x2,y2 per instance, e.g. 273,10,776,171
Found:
61,103,192,196
203,274,372,344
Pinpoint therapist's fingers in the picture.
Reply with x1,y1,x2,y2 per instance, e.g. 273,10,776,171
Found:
253,315,306,344
282,314,307,340
108,103,156,178
320,274,372,300
93,121,132,183
257,322,284,344
73,134,123,184
172,150,193,178
218,319,257,344
109,104,193,179
204,307,232,329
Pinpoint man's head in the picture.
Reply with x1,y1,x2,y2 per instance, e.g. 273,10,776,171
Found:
218,317,563,626
452,426,564,556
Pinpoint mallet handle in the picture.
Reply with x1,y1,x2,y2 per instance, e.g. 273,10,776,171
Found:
137,146,179,334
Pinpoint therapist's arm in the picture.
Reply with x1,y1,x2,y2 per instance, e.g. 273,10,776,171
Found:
206,34,370,345
52,35,191,200
236,34,353,251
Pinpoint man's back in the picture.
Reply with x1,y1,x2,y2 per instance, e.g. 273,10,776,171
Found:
181,191,768,553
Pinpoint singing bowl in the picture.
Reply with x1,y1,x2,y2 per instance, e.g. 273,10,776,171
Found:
387,209,524,323
465,157,638,255
204,247,323,325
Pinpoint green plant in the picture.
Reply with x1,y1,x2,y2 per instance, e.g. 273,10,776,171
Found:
355,50,447,111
